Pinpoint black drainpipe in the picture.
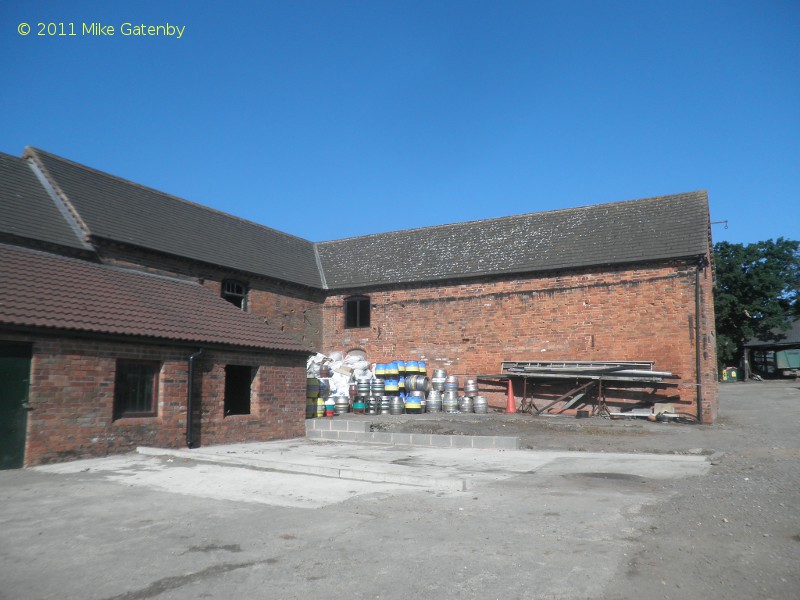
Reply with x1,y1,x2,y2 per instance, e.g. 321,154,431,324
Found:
187,349,204,448
695,257,705,424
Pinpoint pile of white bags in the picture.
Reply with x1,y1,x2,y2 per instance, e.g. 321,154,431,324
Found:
306,350,374,397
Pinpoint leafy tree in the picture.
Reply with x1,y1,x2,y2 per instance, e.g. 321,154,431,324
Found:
713,238,800,366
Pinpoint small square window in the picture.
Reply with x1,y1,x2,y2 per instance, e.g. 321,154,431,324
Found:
114,360,159,419
222,280,248,310
344,296,370,328
224,365,253,416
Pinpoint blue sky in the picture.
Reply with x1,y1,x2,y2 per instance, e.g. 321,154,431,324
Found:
2,1,798,245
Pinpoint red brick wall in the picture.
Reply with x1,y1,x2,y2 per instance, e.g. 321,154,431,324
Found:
192,350,307,447
96,241,325,350
0,334,307,466
203,280,323,351
322,259,719,422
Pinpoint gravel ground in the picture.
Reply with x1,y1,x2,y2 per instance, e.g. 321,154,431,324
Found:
371,380,800,599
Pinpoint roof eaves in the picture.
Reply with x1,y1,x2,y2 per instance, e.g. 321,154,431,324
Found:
90,234,324,292
0,322,310,354
324,251,708,291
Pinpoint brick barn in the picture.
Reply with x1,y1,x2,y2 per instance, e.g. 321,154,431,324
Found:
0,147,718,467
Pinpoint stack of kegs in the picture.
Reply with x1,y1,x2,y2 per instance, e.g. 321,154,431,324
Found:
375,359,429,380
307,377,329,418
368,358,437,414
306,377,320,418
353,376,372,414
459,379,477,415
459,379,488,415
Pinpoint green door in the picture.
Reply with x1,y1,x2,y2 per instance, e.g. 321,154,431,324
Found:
0,343,32,469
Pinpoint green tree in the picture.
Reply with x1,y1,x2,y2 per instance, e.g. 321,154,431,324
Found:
714,238,800,366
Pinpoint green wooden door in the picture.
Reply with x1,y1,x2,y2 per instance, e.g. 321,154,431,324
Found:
0,344,32,469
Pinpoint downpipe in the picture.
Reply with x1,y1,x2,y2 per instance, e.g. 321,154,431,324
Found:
695,257,706,424
187,349,204,448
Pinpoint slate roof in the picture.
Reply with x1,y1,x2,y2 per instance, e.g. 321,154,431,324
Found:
0,153,89,251
5,147,712,292
316,191,711,289
744,319,800,348
0,243,308,352
25,148,322,288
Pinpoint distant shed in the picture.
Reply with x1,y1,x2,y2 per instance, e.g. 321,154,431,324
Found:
743,319,800,379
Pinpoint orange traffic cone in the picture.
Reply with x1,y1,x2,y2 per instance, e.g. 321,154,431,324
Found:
506,378,516,413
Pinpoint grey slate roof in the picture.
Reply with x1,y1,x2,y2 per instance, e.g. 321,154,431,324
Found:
316,191,711,289
744,318,800,348
8,147,711,292
25,148,322,288
0,243,309,353
0,153,89,251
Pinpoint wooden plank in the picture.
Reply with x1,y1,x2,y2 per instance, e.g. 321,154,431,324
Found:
535,381,596,415
559,392,586,411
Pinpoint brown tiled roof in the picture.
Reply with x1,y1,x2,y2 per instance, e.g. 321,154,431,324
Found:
0,243,308,353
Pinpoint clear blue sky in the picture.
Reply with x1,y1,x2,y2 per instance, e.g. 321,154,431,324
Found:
2,1,798,245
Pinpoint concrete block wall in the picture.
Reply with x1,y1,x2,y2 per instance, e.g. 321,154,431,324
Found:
305,418,520,449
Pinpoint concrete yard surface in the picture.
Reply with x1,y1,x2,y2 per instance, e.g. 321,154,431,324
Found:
1,381,799,599
2,445,707,600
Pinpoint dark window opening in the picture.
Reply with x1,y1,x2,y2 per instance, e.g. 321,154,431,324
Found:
222,280,248,310
114,360,159,419
344,296,370,328
224,365,253,416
